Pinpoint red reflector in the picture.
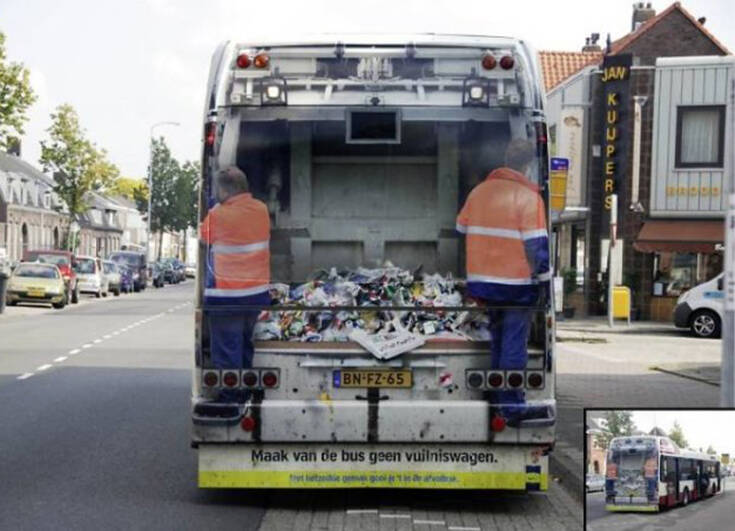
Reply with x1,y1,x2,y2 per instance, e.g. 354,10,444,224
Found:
242,371,258,387
205,123,215,146
203,371,218,387
527,373,543,388
254,53,270,69
491,415,506,432
500,55,514,69
482,54,497,70
223,371,238,388
262,371,277,387
507,372,523,388
241,416,256,432
236,53,251,69
487,372,503,388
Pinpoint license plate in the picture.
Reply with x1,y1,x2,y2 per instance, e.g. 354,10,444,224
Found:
333,369,412,388
27,288,45,297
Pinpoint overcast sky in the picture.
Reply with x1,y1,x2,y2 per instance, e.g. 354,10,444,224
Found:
632,410,735,457
3,0,733,178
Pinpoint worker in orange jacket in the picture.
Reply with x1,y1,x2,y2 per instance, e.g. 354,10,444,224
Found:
457,139,550,414
200,166,270,402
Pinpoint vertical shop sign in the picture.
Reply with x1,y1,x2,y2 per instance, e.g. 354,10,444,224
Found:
600,54,632,234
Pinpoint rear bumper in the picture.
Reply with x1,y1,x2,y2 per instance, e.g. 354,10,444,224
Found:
198,442,549,490
6,292,64,304
673,302,692,328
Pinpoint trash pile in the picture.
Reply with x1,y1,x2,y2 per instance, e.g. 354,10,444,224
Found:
253,266,490,342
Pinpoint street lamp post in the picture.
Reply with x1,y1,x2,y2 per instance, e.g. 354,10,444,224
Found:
146,121,180,262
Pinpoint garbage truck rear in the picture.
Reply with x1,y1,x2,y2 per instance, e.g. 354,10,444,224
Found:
193,34,555,490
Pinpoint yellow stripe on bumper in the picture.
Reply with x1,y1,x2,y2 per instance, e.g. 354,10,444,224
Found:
199,470,549,490
605,504,659,512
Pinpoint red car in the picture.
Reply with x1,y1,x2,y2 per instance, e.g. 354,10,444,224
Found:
22,249,80,304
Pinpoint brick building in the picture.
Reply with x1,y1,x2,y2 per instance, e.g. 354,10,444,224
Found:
545,2,730,319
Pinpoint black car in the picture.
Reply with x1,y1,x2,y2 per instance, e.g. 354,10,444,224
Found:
109,251,147,292
150,262,165,288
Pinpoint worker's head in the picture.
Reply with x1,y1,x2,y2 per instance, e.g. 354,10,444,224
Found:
215,166,250,202
504,138,536,173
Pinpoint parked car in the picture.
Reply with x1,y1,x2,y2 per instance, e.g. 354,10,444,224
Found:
185,263,196,278
102,260,122,296
586,474,605,493
75,255,109,298
23,249,80,304
674,273,723,338
159,260,177,284
118,265,134,293
109,250,147,292
150,262,165,288
171,258,186,283
5,262,67,309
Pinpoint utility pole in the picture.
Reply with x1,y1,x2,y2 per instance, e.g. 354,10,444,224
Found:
722,80,735,406
608,194,617,328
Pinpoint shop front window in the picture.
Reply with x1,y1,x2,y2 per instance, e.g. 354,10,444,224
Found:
653,252,723,296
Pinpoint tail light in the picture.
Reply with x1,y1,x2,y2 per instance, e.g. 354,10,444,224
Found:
241,370,258,388
490,415,506,432
202,370,219,388
466,370,484,389
481,54,497,70
254,53,269,69
487,372,504,388
261,370,278,388
499,55,514,70
507,372,524,388
241,416,256,432
204,122,216,147
222,370,239,388
526,372,544,389
236,53,251,69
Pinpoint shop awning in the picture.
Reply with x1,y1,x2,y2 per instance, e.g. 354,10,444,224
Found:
634,220,724,253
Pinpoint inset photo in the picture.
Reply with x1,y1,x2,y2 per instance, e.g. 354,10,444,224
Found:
585,409,734,530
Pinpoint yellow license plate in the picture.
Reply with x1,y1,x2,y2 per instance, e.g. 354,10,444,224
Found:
27,288,45,297
333,370,412,388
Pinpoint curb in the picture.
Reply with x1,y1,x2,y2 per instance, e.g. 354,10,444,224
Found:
550,446,583,503
650,366,720,387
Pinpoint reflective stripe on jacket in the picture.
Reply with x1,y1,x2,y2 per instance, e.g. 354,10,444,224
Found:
456,168,550,302
200,193,270,301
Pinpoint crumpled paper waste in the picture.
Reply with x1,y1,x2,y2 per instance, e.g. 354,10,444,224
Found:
253,265,490,342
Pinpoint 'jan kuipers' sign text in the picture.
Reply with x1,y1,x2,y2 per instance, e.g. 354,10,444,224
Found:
601,54,632,234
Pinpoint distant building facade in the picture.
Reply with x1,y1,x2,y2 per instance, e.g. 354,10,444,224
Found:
76,192,123,258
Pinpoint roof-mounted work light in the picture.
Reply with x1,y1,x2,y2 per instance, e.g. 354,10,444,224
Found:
260,77,288,106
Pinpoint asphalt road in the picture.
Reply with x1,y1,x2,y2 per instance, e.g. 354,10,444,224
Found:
585,480,735,530
0,282,582,531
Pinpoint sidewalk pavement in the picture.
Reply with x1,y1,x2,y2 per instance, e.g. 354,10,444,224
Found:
556,316,679,342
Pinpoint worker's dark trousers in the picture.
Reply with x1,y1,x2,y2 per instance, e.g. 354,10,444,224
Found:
488,308,531,405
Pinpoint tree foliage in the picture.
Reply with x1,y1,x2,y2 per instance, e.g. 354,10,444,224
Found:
108,176,148,202
39,104,119,216
706,445,716,455
595,411,636,448
668,420,688,449
0,31,37,151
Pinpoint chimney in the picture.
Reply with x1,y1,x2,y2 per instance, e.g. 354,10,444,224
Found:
6,137,21,157
582,33,602,53
632,2,656,31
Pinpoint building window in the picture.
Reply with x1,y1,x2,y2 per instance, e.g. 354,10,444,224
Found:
675,105,725,168
653,251,723,296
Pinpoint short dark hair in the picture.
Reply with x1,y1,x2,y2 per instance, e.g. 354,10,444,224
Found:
216,166,249,197
505,139,536,171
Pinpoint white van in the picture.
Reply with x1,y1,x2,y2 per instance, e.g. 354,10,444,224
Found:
673,273,724,338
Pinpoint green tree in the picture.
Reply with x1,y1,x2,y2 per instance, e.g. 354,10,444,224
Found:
108,176,149,202
706,445,716,455
146,137,180,259
668,420,688,449
0,31,36,151
595,410,636,448
40,104,119,217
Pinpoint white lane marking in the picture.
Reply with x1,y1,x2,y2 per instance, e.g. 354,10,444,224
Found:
93,339,102,344
68,349,81,355
103,334,112,339
346,509,378,515
448,527,481,531
112,331,120,336
82,344,92,349
380,514,411,519
53,356,68,363
36,364,52,371
17,373,34,380
414,521,446,526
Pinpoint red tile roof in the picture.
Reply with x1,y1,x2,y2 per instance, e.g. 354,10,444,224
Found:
611,2,730,55
538,51,603,91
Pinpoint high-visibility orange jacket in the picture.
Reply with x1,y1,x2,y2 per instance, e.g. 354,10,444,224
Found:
456,168,550,303
200,193,270,301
